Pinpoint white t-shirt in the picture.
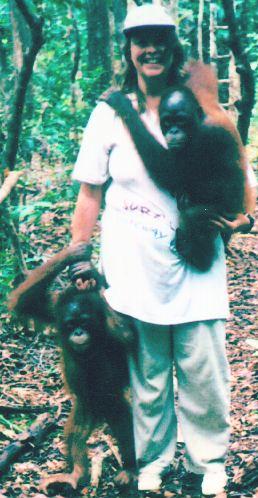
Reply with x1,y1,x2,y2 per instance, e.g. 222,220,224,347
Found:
72,101,232,325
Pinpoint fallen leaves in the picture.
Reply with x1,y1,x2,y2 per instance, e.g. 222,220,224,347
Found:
0,229,257,497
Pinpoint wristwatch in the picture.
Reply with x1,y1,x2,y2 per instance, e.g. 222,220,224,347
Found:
242,213,255,233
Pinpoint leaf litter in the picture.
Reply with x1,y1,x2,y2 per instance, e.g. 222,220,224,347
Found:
0,229,257,497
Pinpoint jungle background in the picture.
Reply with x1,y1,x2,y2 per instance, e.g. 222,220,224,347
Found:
0,0,257,497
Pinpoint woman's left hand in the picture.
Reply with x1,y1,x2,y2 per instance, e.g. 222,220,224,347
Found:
210,213,254,234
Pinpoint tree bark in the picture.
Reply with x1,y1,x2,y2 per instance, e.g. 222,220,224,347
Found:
197,0,204,61
0,27,8,72
221,0,255,144
113,0,127,67
10,0,31,54
1,0,44,172
209,2,217,64
9,0,23,72
70,14,81,84
85,0,112,87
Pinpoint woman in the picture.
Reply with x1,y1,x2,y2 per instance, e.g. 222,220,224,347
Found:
70,5,256,496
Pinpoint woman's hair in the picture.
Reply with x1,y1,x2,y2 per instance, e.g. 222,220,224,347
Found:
121,30,185,107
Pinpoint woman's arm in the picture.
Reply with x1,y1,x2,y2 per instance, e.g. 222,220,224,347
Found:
71,182,102,244
244,183,256,215
70,183,102,284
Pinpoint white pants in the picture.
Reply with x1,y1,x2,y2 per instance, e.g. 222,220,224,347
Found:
128,319,231,489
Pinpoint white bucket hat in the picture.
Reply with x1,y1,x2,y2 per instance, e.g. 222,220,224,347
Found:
123,4,175,35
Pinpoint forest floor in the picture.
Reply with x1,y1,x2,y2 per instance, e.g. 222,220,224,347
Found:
0,230,257,498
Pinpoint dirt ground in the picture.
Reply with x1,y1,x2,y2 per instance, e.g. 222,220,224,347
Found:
0,231,257,498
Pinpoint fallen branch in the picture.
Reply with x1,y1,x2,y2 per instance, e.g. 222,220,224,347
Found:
0,403,55,415
0,171,24,204
0,412,57,474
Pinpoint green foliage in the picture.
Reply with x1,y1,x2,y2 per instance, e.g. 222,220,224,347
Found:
0,0,108,169
0,250,16,293
0,0,103,310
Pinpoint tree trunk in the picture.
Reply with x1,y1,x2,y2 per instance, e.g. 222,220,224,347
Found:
70,14,81,84
113,0,127,69
2,0,44,172
9,0,23,72
209,2,217,65
85,0,112,87
240,0,249,53
228,54,241,122
0,27,8,72
221,0,255,144
197,0,204,61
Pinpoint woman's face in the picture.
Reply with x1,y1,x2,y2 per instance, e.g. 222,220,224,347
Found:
130,28,174,80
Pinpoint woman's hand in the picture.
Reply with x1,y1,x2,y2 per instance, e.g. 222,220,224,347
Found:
69,183,102,288
67,242,94,288
68,242,105,290
210,213,254,234
69,260,93,282
66,242,92,265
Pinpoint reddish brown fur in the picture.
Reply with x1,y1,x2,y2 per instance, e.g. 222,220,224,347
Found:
185,60,250,207
9,244,136,494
